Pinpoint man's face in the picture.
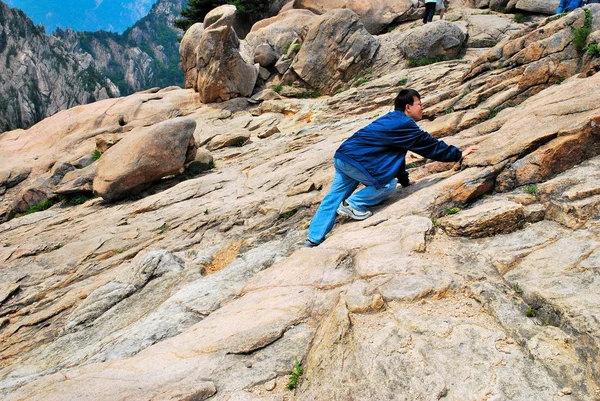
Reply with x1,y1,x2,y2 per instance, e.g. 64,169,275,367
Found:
405,96,423,121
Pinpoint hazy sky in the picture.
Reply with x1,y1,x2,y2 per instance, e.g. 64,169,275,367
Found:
4,0,159,33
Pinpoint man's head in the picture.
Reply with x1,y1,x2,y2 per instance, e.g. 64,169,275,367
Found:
394,88,423,121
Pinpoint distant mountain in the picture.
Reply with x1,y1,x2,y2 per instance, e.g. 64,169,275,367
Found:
56,0,187,96
0,1,119,132
0,0,186,132
3,0,160,33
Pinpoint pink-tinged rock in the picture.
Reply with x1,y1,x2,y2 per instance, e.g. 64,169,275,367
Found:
93,118,196,201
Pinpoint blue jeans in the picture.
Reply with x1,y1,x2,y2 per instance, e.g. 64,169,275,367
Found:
307,158,397,244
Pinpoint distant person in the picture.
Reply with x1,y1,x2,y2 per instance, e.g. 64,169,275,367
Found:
556,0,584,13
436,0,447,20
423,0,437,23
303,89,479,248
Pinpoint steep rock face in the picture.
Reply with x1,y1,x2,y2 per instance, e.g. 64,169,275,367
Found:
0,1,119,132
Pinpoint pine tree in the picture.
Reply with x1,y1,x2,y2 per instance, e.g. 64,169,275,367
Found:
174,0,269,32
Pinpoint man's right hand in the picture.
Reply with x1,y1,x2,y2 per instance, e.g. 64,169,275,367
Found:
462,145,480,158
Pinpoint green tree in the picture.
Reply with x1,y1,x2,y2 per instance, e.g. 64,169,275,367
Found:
175,0,269,32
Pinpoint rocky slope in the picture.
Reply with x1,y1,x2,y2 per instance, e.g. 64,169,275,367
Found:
0,1,119,132
1,1,600,401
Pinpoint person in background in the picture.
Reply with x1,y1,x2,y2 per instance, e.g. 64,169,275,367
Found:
303,88,479,248
556,0,584,13
423,0,437,23
436,0,447,20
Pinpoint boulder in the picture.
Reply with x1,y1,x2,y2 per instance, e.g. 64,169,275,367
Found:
53,164,98,195
11,179,54,213
246,10,317,56
439,200,525,238
292,0,415,34
401,21,467,61
512,0,560,14
291,9,379,95
93,118,196,202
185,149,214,174
467,14,523,48
0,166,31,189
206,128,251,151
179,23,204,90
188,5,258,103
253,43,279,67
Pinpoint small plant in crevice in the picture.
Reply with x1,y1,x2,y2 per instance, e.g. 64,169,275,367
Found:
356,77,372,86
154,223,168,234
585,43,600,56
283,42,292,53
204,209,209,215
488,107,498,120
3,243,11,247
279,209,298,220
92,150,101,161
547,12,567,23
526,307,536,317
514,13,525,24
572,8,592,52
445,207,461,215
23,198,56,215
209,160,216,170
396,77,408,87
444,107,454,115
287,358,303,390
523,184,538,195
272,84,282,93
293,43,302,52
431,217,441,228
514,283,523,294
408,56,447,68
406,162,419,169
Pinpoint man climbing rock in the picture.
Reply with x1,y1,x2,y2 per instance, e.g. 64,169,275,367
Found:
557,0,584,13
304,88,479,247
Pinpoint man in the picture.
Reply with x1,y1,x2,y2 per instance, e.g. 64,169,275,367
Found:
304,88,479,247
557,0,584,13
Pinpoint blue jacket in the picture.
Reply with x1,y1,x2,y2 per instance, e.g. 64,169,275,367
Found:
557,0,584,13
334,110,462,189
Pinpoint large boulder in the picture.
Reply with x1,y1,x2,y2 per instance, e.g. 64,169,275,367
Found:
93,118,197,202
401,20,467,61
185,5,258,103
179,22,204,90
291,9,379,95
246,9,318,56
508,0,560,14
292,0,415,34
467,14,524,48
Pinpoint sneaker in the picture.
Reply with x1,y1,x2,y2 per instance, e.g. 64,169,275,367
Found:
336,201,372,221
304,238,319,248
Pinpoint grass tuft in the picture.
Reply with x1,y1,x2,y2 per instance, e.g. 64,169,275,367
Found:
287,358,303,390
523,184,538,195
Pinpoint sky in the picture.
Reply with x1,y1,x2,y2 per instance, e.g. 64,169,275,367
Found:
4,0,159,33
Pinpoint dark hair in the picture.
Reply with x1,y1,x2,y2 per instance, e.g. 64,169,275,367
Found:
394,89,421,112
